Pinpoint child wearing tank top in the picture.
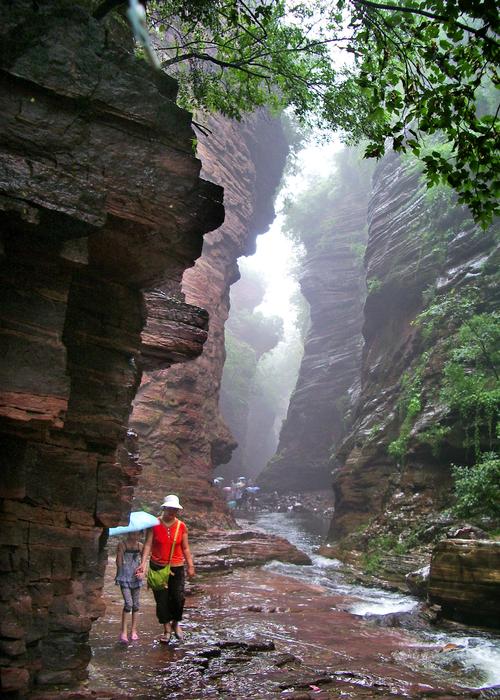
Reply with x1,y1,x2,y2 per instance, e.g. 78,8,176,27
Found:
115,531,144,643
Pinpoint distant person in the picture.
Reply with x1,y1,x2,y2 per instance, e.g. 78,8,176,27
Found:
135,494,195,643
239,487,249,509
115,531,144,643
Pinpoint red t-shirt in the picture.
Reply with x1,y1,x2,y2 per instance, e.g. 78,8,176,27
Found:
151,519,187,567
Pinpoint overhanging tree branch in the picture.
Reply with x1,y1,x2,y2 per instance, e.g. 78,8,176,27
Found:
351,0,498,41
161,52,270,79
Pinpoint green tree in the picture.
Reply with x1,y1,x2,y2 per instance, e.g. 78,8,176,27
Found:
452,452,500,519
222,330,258,412
94,0,499,227
226,267,284,358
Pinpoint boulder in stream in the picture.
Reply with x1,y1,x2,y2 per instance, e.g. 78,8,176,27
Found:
428,539,500,628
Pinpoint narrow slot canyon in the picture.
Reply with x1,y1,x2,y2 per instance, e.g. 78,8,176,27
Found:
1,2,499,699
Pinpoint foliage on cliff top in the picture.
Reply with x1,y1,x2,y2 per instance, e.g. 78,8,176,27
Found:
95,0,500,227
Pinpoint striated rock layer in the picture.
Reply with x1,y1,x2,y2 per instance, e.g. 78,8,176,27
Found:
130,112,288,527
258,164,370,492
328,152,498,546
428,539,500,628
0,3,223,694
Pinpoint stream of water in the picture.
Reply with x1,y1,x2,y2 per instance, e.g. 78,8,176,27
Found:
241,510,500,691
90,510,500,697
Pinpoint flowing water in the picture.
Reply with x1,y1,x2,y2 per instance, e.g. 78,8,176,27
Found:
89,510,500,697
242,510,500,690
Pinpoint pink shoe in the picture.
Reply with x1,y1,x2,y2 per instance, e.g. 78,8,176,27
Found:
119,633,128,644
131,632,139,641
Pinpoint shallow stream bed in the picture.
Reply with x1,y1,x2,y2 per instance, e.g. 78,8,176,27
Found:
88,511,500,698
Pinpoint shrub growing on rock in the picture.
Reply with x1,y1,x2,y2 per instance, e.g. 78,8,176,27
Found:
452,451,500,520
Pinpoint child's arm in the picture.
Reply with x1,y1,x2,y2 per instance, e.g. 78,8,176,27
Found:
135,529,153,578
116,542,124,571
136,540,143,565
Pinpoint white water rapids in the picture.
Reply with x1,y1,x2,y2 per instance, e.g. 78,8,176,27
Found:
239,510,500,690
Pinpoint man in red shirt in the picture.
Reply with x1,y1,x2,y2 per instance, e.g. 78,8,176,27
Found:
136,494,195,642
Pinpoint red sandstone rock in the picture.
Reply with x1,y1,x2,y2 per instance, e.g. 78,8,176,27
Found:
428,539,500,628
130,111,288,529
0,2,223,694
0,666,30,692
194,528,312,570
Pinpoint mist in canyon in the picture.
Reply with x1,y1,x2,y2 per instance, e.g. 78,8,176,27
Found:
217,138,346,483
1,2,498,696
217,141,365,486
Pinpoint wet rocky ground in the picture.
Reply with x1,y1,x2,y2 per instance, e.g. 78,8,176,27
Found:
31,526,496,700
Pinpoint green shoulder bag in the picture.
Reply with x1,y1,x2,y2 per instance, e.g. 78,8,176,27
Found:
147,519,181,591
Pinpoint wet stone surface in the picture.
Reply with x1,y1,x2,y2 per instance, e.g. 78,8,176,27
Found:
79,558,487,700
29,515,500,699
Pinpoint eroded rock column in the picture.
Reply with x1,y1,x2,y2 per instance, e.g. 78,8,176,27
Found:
258,159,370,493
131,112,288,528
0,3,223,693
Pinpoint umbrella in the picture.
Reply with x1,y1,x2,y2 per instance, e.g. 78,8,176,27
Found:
108,511,160,536
246,486,260,493
222,486,232,492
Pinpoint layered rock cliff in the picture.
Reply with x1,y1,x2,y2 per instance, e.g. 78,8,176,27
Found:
428,539,500,628
130,112,288,527
258,146,497,589
258,154,371,492
0,3,223,694
329,152,498,548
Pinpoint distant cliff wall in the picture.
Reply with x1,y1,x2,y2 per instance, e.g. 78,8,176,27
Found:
0,3,223,693
258,145,497,540
130,112,288,527
258,157,370,492
329,152,498,547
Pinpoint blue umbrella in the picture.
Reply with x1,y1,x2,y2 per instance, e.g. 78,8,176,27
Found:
108,511,159,536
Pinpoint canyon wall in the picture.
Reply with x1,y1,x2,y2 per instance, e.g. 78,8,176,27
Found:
130,112,288,528
0,3,223,694
258,157,370,492
259,146,497,553
329,152,498,548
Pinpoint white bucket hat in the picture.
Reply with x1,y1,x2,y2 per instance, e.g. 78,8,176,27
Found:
161,494,183,510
